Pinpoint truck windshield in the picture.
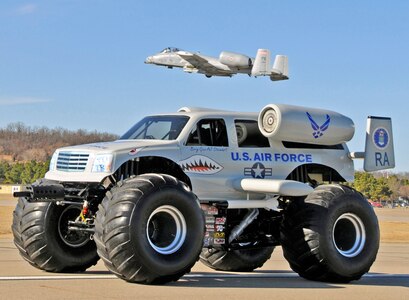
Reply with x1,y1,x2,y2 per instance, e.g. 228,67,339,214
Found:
120,116,189,140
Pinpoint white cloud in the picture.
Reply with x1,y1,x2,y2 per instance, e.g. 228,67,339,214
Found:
0,97,50,106
15,3,38,15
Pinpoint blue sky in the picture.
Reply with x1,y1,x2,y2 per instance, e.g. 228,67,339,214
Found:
0,1,408,172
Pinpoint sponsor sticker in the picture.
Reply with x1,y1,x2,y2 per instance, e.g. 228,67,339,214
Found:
214,232,225,239
205,216,215,224
214,238,226,245
205,224,215,231
201,204,217,214
215,225,225,232
203,237,214,247
215,217,227,225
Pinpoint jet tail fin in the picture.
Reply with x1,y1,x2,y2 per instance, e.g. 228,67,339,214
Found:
363,116,395,172
251,50,289,81
350,116,395,172
270,55,289,81
251,49,271,77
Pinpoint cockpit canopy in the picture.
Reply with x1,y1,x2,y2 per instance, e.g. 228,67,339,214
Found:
160,47,182,54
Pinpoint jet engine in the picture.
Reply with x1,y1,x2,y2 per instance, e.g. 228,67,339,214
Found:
219,51,253,68
258,104,355,145
235,121,261,145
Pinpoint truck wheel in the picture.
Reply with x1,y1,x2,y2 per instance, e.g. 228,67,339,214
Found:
12,180,99,272
94,174,204,284
200,246,274,272
280,184,379,283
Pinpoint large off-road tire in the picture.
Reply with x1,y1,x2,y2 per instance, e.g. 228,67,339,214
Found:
200,246,275,272
12,179,99,272
280,184,379,283
94,174,205,284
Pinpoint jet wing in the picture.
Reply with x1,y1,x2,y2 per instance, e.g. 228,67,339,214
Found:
177,51,229,76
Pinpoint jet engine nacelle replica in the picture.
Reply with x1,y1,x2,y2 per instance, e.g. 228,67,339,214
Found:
258,104,355,145
258,103,395,172
219,51,253,68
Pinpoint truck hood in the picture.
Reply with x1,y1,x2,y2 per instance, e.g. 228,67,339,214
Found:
46,139,179,183
56,139,178,154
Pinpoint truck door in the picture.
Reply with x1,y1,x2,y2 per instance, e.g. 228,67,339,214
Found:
180,118,231,200
230,119,274,180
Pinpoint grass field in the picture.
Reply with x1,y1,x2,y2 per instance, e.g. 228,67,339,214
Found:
1,197,408,242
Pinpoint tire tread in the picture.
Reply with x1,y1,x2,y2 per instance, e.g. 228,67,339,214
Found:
12,179,99,273
281,184,379,283
94,174,203,284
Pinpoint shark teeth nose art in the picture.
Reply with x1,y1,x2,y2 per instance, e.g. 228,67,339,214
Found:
179,155,223,174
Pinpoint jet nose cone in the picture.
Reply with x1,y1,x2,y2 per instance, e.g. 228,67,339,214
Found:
145,56,153,64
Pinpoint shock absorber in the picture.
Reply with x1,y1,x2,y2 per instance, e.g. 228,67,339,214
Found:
80,201,89,222
228,208,259,244
68,200,95,234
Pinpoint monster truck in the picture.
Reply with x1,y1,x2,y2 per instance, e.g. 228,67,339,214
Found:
12,104,395,284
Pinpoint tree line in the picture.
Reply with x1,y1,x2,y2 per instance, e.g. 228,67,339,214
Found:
0,160,49,184
0,122,118,162
351,171,409,201
0,122,118,184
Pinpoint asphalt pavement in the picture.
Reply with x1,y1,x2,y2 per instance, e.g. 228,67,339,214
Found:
0,237,408,300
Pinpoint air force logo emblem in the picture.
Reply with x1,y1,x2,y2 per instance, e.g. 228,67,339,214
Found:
306,112,331,138
373,127,389,149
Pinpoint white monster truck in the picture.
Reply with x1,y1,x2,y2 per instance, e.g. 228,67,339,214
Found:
13,104,395,284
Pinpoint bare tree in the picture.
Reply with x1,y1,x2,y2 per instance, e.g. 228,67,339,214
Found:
0,123,118,162
399,185,409,199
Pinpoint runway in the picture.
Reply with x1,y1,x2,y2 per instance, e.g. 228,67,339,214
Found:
0,236,408,300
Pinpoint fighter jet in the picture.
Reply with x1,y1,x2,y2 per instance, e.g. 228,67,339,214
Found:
145,47,289,81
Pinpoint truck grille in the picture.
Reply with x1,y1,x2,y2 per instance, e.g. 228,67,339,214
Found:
56,152,89,172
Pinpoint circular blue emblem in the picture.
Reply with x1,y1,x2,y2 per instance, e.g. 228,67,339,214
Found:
373,127,389,149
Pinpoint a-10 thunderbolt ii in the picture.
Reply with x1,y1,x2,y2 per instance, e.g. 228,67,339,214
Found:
145,47,289,81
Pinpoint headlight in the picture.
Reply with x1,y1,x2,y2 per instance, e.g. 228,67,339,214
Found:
49,152,58,171
92,154,113,173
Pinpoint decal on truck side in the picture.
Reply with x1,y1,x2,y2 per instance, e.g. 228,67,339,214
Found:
373,127,389,150
179,155,223,174
231,152,313,163
244,162,272,179
306,112,331,139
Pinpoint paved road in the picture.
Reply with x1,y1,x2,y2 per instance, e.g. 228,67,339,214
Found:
0,237,408,300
